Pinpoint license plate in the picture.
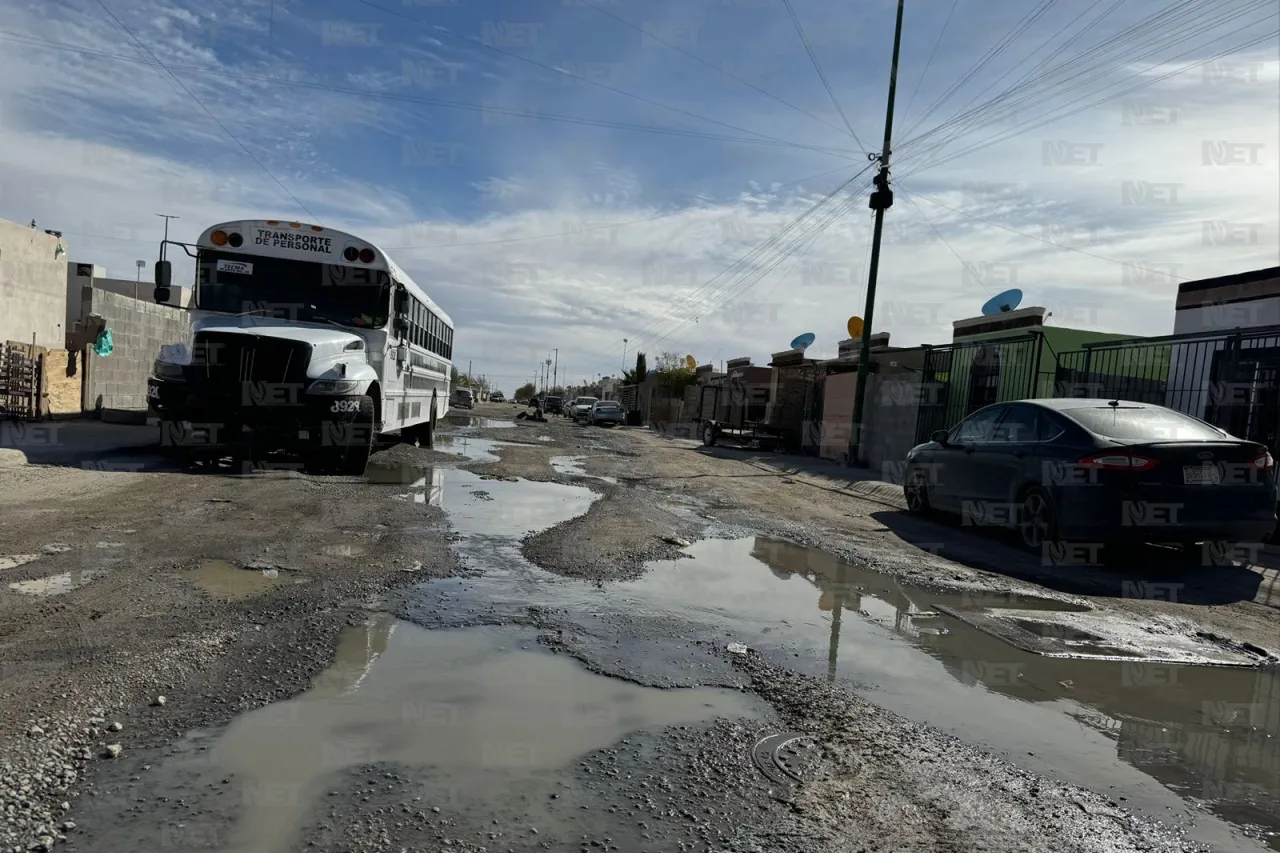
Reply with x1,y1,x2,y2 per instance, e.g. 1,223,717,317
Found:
1183,465,1222,485
146,385,159,400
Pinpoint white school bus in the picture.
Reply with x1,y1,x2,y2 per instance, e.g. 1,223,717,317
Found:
147,219,453,474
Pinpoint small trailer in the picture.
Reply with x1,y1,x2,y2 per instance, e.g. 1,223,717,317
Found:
692,376,781,450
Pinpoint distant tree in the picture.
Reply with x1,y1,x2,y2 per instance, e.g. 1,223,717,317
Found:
653,351,695,393
515,381,536,400
450,366,469,387
622,351,647,384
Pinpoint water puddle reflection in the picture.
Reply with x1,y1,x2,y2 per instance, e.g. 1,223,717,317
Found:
0,554,41,571
445,415,516,429
187,560,302,600
8,569,103,597
209,618,761,853
550,455,618,484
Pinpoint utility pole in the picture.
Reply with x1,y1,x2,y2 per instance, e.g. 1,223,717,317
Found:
553,348,559,394
849,0,905,468
468,359,473,386
622,338,628,374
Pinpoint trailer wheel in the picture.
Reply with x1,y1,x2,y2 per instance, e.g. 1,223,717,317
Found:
702,423,717,447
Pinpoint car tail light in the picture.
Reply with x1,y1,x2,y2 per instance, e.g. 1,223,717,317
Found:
1254,452,1274,470
1078,453,1158,471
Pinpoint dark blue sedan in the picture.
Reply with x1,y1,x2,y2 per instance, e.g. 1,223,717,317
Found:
902,398,1277,550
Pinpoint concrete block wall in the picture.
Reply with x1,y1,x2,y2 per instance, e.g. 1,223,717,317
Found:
85,289,191,416
863,373,924,484
0,219,68,349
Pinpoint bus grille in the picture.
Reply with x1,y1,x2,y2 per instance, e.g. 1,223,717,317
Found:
189,332,312,394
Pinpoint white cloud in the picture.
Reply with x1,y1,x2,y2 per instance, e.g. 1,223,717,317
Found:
0,0,1276,393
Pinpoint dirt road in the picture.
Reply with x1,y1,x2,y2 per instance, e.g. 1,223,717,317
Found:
0,403,1275,852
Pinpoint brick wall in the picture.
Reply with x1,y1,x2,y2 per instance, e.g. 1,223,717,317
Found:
85,290,190,417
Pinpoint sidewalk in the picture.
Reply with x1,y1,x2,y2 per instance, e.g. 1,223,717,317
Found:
0,418,158,466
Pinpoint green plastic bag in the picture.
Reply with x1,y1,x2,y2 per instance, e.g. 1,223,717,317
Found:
93,328,113,357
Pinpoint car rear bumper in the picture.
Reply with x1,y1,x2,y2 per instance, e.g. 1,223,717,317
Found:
1057,488,1277,543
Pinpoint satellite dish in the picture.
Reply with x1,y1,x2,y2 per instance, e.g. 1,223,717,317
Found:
981,289,1023,315
685,354,696,371
790,332,816,351
846,316,864,340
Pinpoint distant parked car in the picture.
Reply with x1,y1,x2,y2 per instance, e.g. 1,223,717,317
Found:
902,398,1277,552
452,388,474,409
491,391,505,402
545,396,565,416
570,396,599,422
589,400,623,427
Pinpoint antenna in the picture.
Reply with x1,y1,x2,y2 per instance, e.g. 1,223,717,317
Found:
980,288,1023,316
790,332,816,351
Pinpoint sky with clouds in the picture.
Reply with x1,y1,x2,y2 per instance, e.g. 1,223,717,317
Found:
0,0,1276,392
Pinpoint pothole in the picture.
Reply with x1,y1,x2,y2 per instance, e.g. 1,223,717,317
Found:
186,560,304,600
8,570,104,597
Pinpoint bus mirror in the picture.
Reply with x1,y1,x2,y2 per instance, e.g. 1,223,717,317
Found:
394,289,409,314
154,261,172,304
393,316,409,337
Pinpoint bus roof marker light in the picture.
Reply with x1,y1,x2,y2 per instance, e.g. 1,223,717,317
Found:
343,247,360,262
358,248,375,263
211,230,228,246
289,222,301,228
311,225,323,232
227,232,243,248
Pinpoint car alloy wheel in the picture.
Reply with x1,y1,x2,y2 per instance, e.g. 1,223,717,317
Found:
904,471,928,513
1019,489,1054,549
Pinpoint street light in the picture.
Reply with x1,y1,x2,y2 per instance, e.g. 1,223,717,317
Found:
134,260,145,301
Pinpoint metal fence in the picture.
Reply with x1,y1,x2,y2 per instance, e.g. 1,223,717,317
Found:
0,342,41,421
1054,325,1280,451
913,333,1046,444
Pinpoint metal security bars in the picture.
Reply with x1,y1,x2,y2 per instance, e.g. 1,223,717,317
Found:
913,333,1045,444
1054,326,1280,451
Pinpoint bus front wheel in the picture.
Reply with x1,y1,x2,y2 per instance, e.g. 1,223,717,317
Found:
309,395,375,475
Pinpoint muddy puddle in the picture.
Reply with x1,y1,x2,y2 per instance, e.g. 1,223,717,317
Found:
445,414,516,429
0,554,41,571
187,560,303,600
205,617,761,853
550,455,619,484
7,569,103,597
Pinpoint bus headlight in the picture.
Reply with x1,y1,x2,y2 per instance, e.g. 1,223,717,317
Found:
308,379,361,394
153,361,184,379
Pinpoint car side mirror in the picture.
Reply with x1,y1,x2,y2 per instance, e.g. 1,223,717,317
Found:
930,429,949,445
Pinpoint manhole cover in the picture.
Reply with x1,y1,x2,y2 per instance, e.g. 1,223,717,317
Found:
751,732,824,785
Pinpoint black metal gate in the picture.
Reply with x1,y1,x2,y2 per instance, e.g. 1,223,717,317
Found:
913,333,1044,444
1054,326,1280,451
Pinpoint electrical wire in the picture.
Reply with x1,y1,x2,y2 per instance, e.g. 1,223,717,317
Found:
89,0,320,223
0,31,862,160
896,19,1278,179
352,0,842,157
900,191,994,298
896,0,961,136
574,0,857,140
897,184,1189,282
618,165,874,355
896,0,1275,175
780,0,870,153
897,0,1246,166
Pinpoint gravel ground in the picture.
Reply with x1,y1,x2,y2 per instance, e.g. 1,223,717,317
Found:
0,403,1272,852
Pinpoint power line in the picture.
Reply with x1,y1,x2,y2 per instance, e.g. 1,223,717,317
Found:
896,19,1278,179
897,184,1188,282
899,191,993,298
780,0,869,153
0,31,862,161
89,0,320,224
573,0,857,140
897,0,961,135
352,0,840,156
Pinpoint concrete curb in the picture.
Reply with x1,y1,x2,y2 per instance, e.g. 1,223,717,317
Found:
0,449,28,468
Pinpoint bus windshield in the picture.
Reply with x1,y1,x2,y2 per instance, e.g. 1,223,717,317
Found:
196,249,391,329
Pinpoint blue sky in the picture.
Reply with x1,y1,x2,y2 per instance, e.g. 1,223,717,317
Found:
0,0,1277,392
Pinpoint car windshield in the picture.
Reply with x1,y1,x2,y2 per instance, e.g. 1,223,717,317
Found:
547,397,562,403
595,402,620,409
196,249,391,329
1065,406,1227,441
